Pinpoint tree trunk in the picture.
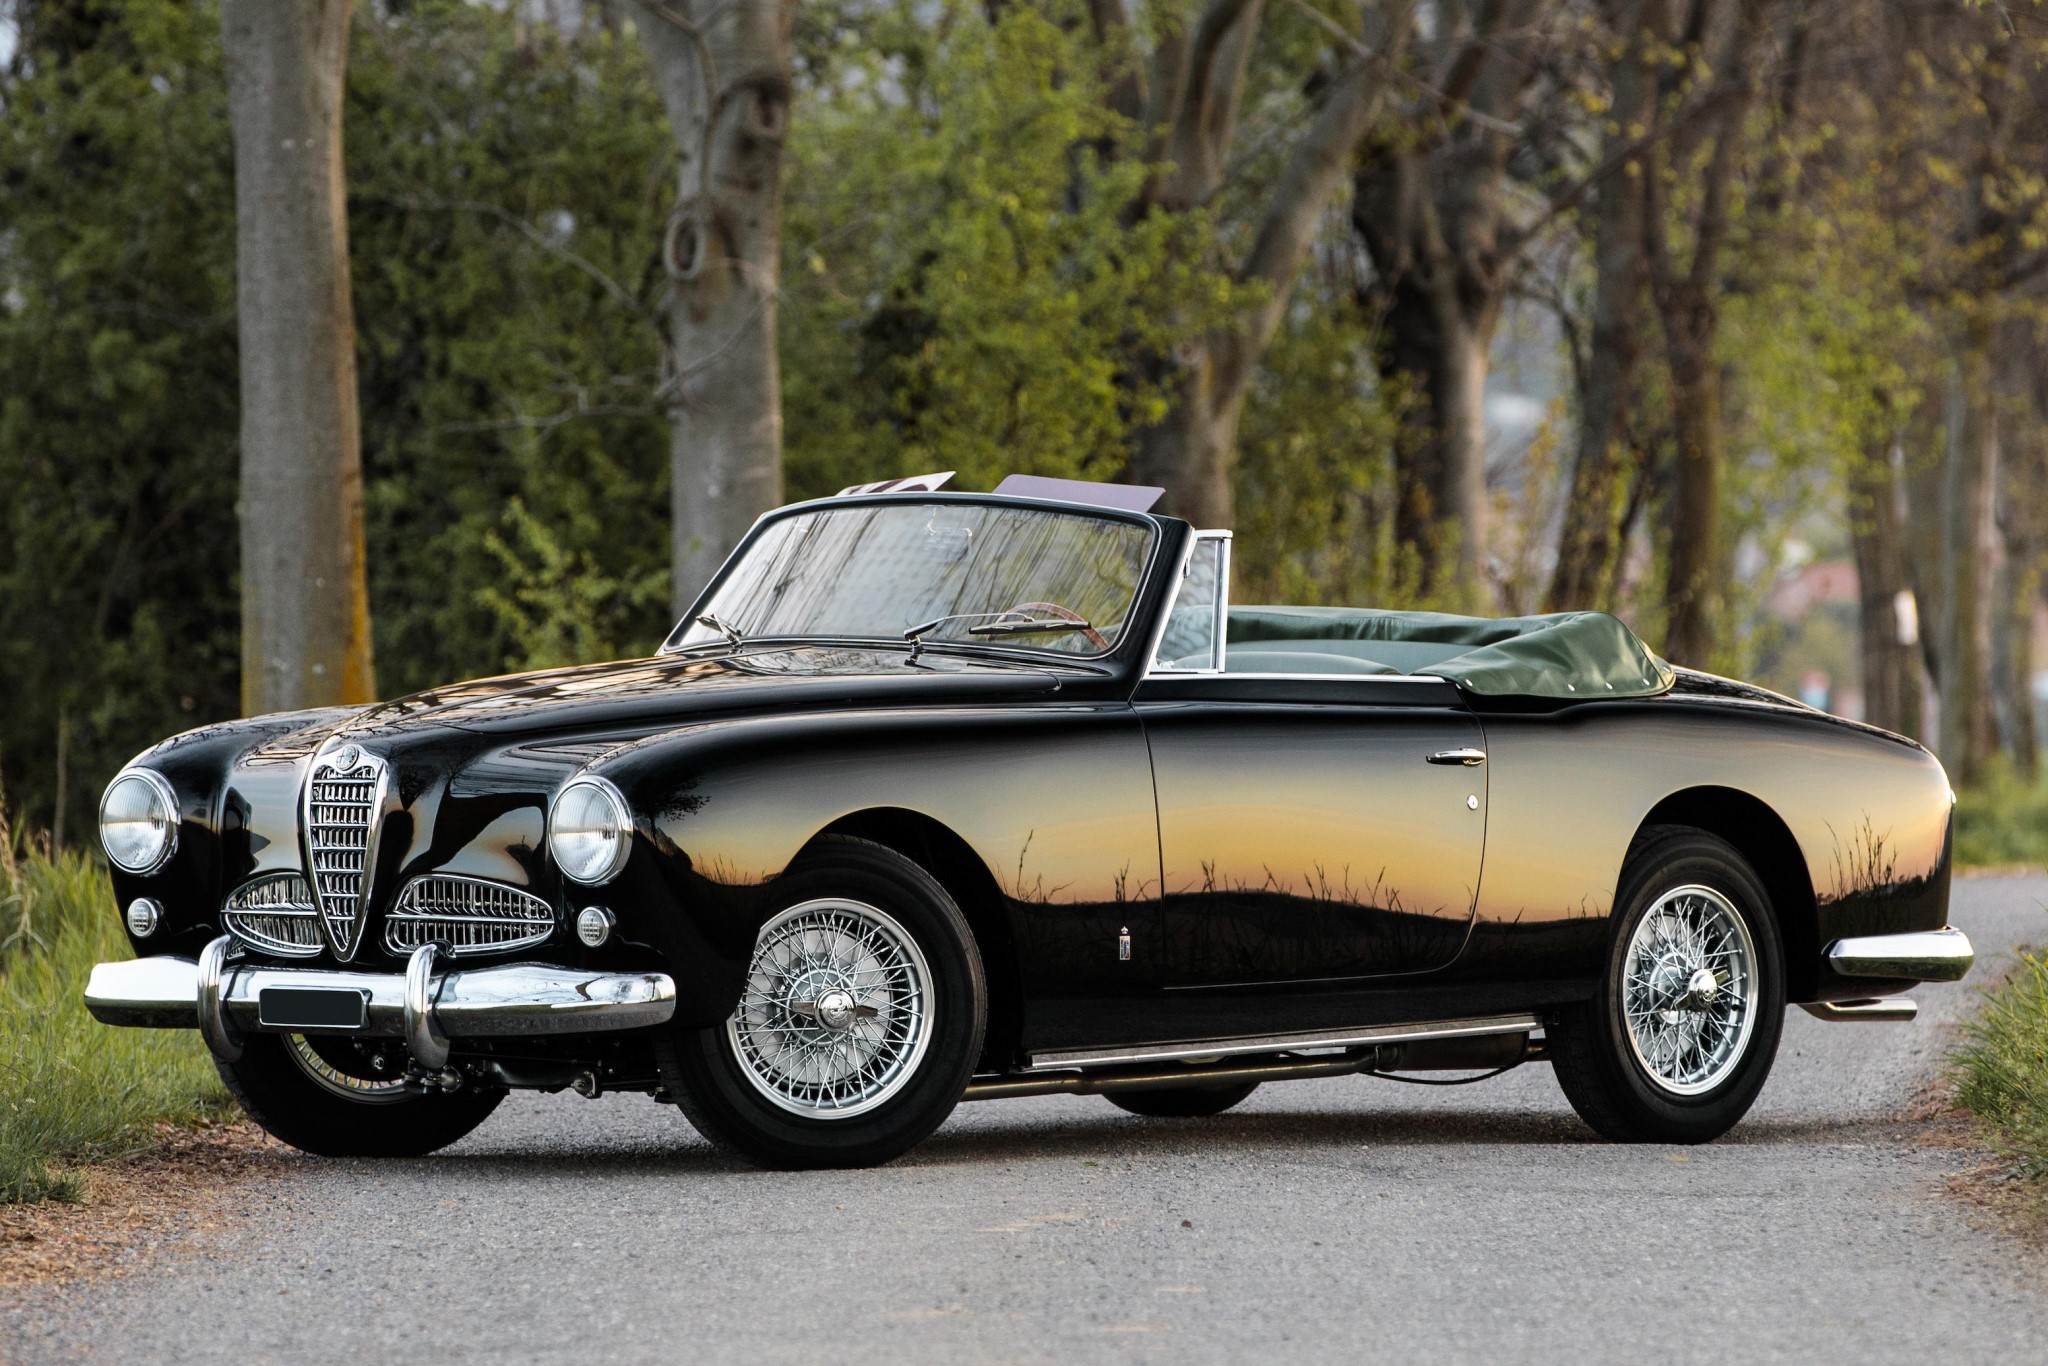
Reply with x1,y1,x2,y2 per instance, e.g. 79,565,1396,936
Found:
221,0,376,716
1640,0,1766,670
1131,366,1239,529
1994,334,2046,776
1937,328,1999,785
1548,0,1663,612
1127,2,1407,526
1367,256,1494,602
639,0,793,614
1661,299,1722,667
1847,433,1923,740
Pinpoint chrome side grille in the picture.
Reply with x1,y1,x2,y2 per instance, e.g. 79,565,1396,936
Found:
384,875,555,958
222,872,323,957
303,747,386,961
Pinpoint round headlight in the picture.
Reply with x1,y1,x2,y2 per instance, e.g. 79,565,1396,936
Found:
100,770,179,875
550,777,630,885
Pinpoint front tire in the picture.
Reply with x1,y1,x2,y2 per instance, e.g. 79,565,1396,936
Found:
659,837,986,1169
1548,826,1785,1144
217,1033,504,1157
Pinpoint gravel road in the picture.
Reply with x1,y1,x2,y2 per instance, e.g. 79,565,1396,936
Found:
9,874,2048,1365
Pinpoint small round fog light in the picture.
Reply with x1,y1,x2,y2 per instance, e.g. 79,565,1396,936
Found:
125,897,163,938
576,905,615,948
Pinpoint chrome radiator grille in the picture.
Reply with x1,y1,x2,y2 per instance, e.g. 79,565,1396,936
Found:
384,876,555,958
222,872,322,957
304,749,384,959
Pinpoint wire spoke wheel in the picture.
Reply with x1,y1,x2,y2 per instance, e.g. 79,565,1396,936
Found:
727,897,935,1120
1619,883,1759,1096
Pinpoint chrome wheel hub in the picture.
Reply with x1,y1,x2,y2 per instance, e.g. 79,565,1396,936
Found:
1621,885,1758,1096
727,898,933,1119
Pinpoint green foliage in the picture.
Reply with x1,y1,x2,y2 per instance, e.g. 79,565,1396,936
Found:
1950,947,2048,1182
1955,760,2048,869
1232,295,1414,606
0,808,230,1204
0,2,679,834
781,0,1226,496
0,0,242,841
344,4,676,688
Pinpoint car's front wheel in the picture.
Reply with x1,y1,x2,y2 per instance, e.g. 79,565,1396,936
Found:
217,1032,504,1157
658,836,986,1169
1548,826,1785,1144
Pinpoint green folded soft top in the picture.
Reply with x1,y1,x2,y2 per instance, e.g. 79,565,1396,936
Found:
1226,605,1675,700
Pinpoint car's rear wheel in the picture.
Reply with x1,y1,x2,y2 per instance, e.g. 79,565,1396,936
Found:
217,1032,504,1157
1548,826,1784,1143
658,836,986,1169
1106,1081,1259,1118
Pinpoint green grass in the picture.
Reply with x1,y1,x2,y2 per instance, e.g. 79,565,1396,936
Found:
1955,761,2048,869
1,816,230,1204
1950,950,2048,1181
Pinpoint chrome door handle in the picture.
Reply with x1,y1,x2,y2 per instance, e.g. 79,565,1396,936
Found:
1427,748,1487,766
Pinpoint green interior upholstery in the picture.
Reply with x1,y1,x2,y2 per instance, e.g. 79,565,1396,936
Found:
1222,605,1674,699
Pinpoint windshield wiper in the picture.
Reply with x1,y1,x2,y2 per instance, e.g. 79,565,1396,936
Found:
902,610,1093,660
695,612,745,647
966,618,1093,637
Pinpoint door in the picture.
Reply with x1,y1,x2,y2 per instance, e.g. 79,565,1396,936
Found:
1137,677,1487,988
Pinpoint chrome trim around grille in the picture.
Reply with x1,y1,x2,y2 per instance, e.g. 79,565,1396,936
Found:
84,953,678,1045
1024,1013,1544,1071
222,872,323,957
301,742,389,962
384,875,555,958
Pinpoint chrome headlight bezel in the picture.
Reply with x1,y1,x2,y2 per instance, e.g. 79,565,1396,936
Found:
548,776,632,886
99,769,180,876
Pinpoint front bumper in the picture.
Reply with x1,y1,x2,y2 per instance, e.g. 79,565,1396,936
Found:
86,940,677,1063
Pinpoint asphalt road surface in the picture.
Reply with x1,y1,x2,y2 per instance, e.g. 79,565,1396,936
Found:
10,875,2048,1364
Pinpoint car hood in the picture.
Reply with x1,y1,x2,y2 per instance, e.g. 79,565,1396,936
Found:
215,647,1086,914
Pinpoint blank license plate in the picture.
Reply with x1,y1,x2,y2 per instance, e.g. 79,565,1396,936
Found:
258,987,369,1031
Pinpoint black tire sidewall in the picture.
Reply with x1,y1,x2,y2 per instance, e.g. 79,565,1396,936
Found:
217,1034,504,1158
1583,830,1785,1141
662,838,986,1169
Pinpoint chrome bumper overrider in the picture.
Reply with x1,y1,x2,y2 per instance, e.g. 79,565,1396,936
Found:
1825,926,1974,982
85,938,677,1062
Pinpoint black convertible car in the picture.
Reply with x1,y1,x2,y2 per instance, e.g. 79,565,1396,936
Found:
87,478,1971,1168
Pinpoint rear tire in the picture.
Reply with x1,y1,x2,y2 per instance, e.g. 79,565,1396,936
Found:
1549,826,1784,1144
658,836,985,1169
217,1033,503,1158
1106,1082,1259,1118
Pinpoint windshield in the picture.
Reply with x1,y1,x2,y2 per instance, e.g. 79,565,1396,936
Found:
666,501,1155,658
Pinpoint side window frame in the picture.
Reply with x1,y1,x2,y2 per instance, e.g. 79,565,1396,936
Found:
1147,530,1233,674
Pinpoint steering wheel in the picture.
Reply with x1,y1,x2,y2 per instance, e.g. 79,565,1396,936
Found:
1002,602,1111,652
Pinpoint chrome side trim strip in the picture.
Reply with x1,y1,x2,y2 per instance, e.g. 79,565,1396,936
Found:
1025,1013,1543,1072
84,953,677,1042
1801,998,1918,1022
1826,927,1974,982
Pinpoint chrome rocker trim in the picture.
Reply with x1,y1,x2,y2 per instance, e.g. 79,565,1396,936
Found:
86,937,678,1063
1825,926,1974,983
1025,1013,1543,1072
